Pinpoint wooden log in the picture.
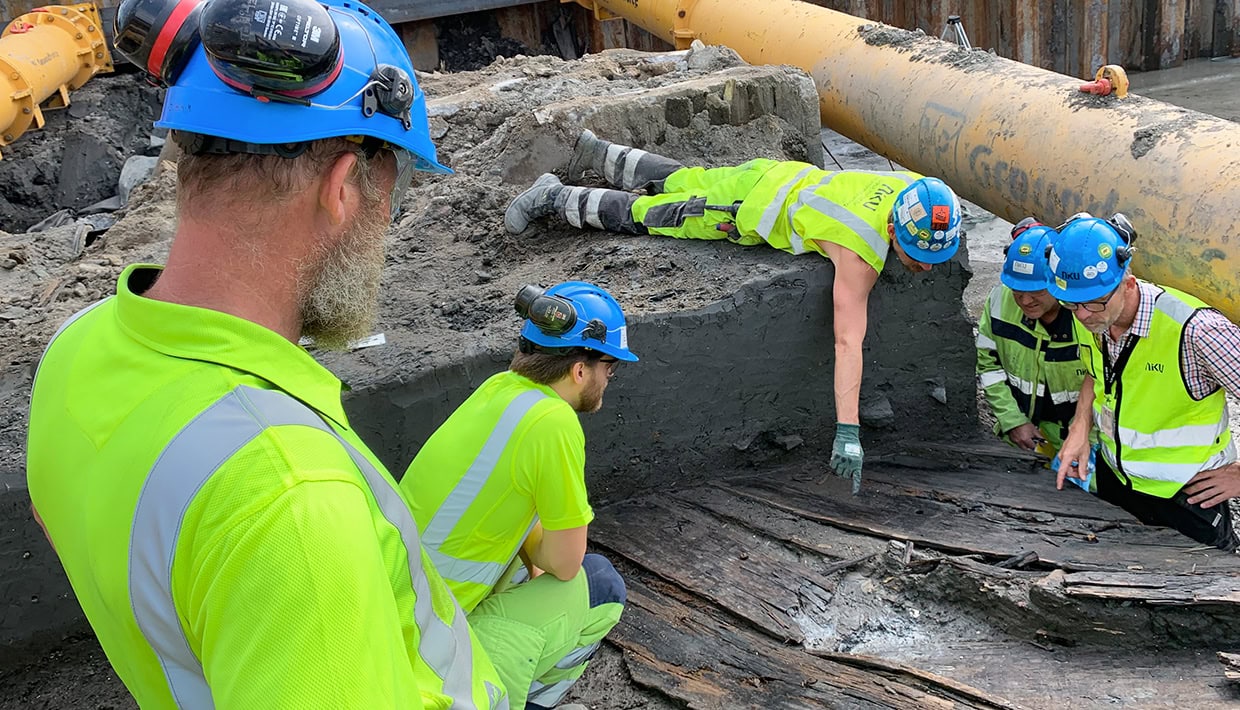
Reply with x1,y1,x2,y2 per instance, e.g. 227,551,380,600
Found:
719,476,1240,574
613,577,1025,709
1062,571,1240,605
590,495,839,643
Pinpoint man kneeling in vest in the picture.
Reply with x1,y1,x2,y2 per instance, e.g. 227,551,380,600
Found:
401,281,636,708
978,218,1091,482
1051,215,1240,550
504,130,964,494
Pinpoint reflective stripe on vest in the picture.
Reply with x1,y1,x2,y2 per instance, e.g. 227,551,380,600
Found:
978,369,1006,388
421,389,548,591
129,385,502,709
788,171,914,258
1099,442,1236,484
1003,372,1079,405
1090,286,1235,494
755,165,816,238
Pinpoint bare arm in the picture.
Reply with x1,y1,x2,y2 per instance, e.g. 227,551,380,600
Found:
1056,376,1096,489
520,522,587,582
816,242,880,425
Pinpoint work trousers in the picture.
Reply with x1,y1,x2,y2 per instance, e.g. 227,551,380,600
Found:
469,553,626,709
629,159,774,244
1095,458,1237,550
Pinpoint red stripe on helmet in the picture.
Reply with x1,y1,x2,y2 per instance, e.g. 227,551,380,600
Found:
148,0,200,79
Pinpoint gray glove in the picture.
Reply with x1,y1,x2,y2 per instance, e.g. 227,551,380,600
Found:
828,423,864,494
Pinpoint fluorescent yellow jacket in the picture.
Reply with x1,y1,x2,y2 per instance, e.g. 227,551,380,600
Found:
26,265,507,709
976,285,1088,451
1077,284,1235,498
402,371,594,612
733,159,921,272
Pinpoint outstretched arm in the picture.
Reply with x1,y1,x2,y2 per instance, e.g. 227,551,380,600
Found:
818,242,880,425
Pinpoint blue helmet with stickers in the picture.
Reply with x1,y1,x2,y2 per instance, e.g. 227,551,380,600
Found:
1000,219,1057,292
1046,217,1134,302
891,177,963,265
516,282,639,362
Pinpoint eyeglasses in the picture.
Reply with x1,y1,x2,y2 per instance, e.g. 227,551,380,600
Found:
1059,287,1118,313
598,357,620,379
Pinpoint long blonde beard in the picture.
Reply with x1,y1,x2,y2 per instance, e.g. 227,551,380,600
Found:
299,198,389,351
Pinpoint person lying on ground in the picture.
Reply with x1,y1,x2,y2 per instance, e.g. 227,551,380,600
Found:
504,130,964,494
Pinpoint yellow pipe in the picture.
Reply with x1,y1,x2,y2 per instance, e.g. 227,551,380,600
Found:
0,3,112,158
568,0,1240,323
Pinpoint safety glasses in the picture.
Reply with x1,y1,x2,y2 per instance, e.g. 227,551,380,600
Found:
1059,286,1119,313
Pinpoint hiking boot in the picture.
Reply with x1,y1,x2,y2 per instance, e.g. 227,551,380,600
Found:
566,129,608,182
504,173,564,234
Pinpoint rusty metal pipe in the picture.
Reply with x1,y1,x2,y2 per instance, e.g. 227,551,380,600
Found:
0,3,112,158
568,0,1240,322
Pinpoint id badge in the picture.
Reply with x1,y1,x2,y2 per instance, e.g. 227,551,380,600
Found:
1098,406,1115,434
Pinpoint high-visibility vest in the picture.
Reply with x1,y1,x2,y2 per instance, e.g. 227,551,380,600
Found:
27,267,506,709
404,371,591,612
1077,284,1236,498
976,284,1088,449
735,160,920,272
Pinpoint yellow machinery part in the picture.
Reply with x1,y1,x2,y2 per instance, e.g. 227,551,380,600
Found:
0,3,112,158
567,0,1240,323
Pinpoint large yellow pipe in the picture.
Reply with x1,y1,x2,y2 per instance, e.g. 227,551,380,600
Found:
569,0,1240,322
0,3,112,157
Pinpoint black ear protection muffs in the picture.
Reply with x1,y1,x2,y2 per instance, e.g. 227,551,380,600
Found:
1107,212,1137,266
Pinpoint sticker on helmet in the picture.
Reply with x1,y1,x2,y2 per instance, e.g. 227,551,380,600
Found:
1098,243,1113,259
619,325,628,349
934,230,945,241
945,225,959,241
917,240,930,249
929,242,943,252
904,221,918,236
1096,260,1108,273
897,204,911,225
1083,266,1098,279
1048,250,1060,272
930,205,951,230
1056,277,1068,289
1018,243,1033,255
909,201,928,222
918,229,931,240
1012,260,1034,274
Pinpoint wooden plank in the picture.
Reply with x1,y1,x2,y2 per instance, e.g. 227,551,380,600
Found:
1063,571,1240,605
861,454,1138,522
1186,0,1216,57
1214,0,1240,58
590,495,838,643
910,641,1232,708
400,21,440,72
613,577,1025,710
1218,651,1240,681
673,485,892,562
720,475,1240,574
495,4,545,51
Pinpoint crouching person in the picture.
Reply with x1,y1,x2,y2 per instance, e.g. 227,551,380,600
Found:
402,281,636,708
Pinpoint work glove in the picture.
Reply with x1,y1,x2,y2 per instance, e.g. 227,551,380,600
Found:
828,423,864,494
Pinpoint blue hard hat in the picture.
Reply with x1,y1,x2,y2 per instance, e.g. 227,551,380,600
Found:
891,177,963,265
156,0,450,174
1046,218,1129,302
520,282,639,362
1001,224,1057,292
